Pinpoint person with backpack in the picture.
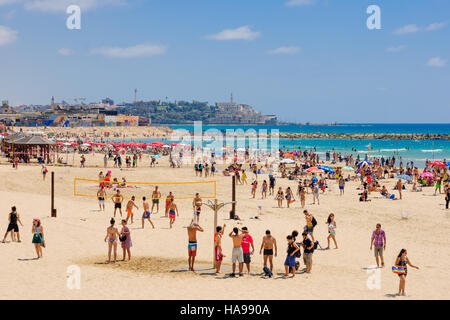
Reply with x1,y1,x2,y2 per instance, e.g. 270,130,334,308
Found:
301,232,314,273
303,209,317,242
284,235,300,278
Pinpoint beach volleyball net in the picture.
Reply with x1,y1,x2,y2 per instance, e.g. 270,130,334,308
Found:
74,178,216,200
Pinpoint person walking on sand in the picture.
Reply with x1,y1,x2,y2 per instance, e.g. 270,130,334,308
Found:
141,197,155,229
300,187,306,208
259,230,277,272
241,227,254,275
276,187,284,208
370,223,386,268
151,186,161,213
284,235,300,277
41,165,48,181
395,249,419,296
187,220,204,271
301,232,314,273
120,219,132,261
326,213,338,249
192,193,202,224
303,210,316,242
112,190,123,217
445,183,450,209
339,176,345,195
32,218,45,259
165,192,174,217
126,196,139,224
97,187,106,211
168,199,179,229
396,179,403,200
229,227,245,277
214,224,226,274
104,218,120,263
2,206,23,243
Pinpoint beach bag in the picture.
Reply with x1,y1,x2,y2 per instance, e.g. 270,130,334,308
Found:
312,217,317,227
119,235,127,242
263,266,273,278
295,242,302,258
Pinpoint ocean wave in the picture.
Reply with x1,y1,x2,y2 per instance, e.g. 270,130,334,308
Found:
380,148,407,152
421,149,443,153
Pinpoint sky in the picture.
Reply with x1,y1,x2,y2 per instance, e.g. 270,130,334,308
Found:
0,0,449,123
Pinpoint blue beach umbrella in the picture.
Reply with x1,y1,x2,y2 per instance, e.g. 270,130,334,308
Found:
447,162,450,166
357,161,372,166
318,165,335,173
396,175,412,181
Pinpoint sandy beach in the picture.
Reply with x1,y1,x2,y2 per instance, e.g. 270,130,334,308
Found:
0,153,449,300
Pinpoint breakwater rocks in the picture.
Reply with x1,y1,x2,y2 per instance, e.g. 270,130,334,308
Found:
276,133,450,140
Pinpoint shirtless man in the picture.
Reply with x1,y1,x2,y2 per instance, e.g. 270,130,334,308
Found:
303,209,315,242
97,187,106,211
104,218,120,263
151,186,161,213
141,197,155,229
125,196,138,224
112,190,124,217
229,227,245,277
396,179,403,200
192,193,202,224
187,220,204,271
259,230,277,271
168,199,179,229
214,224,226,274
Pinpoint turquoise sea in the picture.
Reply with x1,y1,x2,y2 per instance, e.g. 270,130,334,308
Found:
125,124,450,168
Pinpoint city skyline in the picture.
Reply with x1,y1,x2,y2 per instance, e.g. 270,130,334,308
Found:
0,0,449,123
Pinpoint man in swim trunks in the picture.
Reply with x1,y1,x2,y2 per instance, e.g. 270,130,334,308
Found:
151,186,161,213
97,187,106,211
339,176,345,196
303,209,315,242
370,223,386,268
214,224,226,274
187,220,204,271
2,206,23,243
168,199,179,229
165,192,174,217
125,196,138,224
141,197,155,229
229,227,245,277
192,193,202,224
112,190,124,217
259,229,277,271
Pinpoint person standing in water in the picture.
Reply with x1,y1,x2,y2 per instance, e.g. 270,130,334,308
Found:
104,218,120,263
187,220,204,271
2,206,23,243
141,197,155,229
394,248,419,296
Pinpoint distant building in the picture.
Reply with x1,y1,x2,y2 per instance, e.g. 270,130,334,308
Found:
102,98,114,105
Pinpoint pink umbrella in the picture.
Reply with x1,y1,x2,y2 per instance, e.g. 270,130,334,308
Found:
306,167,324,173
419,172,434,178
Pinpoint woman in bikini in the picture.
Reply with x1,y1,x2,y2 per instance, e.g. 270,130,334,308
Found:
104,218,120,263
285,187,294,208
325,213,338,249
261,180,268,199
395,248,419,296
276,187,284,208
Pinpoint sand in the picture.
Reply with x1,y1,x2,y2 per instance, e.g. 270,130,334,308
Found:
0,153,449,300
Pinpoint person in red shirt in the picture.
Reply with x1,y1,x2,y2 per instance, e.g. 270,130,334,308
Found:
241,227,254,275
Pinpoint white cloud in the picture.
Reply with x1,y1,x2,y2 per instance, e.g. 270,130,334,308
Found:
58,48,75,56
0,0,19,5
0,25,18,46
393,24,420,35
23,0,125,12
91,44,167,58
285,0,317,7
386,45,406,53
426,57,446,67
206,26,260,41
268,46,301,55
425,21,448,31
